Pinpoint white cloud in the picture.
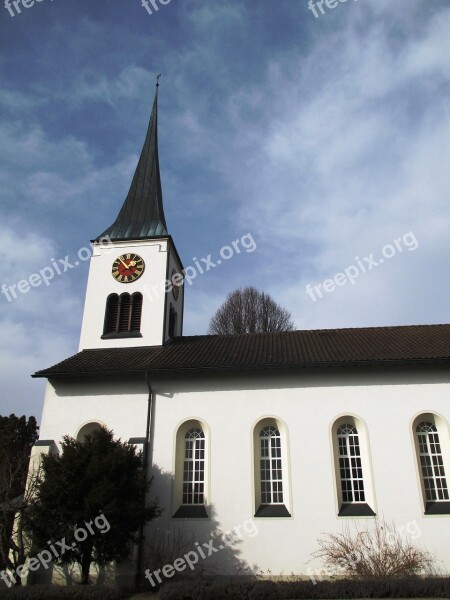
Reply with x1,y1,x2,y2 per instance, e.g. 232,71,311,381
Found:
2,0,449,419
176,2,450,329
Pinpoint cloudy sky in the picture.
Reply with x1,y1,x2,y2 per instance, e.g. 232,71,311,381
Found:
1,0,449,419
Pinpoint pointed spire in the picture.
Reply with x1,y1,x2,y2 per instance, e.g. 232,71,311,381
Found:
96,78,168,241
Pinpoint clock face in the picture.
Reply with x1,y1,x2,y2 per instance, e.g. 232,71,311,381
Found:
112,253,145,283
171,269,182,300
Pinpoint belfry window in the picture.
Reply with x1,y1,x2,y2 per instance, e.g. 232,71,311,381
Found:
168,305,177,338
102,292,143,338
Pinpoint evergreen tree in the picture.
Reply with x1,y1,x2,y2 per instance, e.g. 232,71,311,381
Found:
27,427,159,585
0,414,38,576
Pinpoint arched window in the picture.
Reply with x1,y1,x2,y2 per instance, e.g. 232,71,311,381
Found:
173,420,208,519
182,428,205,505
76,422,102,442
102,292,143,338
337,424,365,504
414,415,450,514
260,425,283,505
103,294,119,334
332,417,375,517
130,293,142,332
253,418,291,517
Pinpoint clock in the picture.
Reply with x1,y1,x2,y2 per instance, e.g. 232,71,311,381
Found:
112,253,145,283
171,268,182,300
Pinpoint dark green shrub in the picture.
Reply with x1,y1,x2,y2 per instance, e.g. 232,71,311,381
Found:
249,581,281,600
1,585,126,600
159,577,450,600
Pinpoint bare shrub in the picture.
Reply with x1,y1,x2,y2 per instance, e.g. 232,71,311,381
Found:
144,526,195,573
312,518,436,579
208,287,294,335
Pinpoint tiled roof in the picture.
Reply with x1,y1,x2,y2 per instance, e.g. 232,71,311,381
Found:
33,324,450,378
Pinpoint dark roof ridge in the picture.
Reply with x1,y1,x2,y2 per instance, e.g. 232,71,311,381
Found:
167,322,450,341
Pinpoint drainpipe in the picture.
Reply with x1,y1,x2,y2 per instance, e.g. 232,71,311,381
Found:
136,372,153,586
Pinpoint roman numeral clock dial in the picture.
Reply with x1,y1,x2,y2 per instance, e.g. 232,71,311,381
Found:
111,254,145,283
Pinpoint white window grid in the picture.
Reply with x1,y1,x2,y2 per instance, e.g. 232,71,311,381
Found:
182,428,205,505
416,421,449,502
337,424,366,503
260,425,284,505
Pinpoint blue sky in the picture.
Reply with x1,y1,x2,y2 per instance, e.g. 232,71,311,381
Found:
1,0,449,418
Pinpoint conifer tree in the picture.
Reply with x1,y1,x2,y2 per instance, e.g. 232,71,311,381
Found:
27,427,159,585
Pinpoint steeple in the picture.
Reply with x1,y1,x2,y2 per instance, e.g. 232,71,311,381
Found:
96,80,168,241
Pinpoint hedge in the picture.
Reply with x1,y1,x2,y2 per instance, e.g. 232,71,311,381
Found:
159,577,450,600
0,586,126,600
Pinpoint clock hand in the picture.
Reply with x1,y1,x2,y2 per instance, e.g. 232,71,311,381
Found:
118,257,129,269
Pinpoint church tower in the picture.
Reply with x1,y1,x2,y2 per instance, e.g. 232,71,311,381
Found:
79,83,184,351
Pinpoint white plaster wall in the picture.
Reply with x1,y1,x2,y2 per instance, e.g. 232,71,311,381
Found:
38,378,150,448
79,239,174,350
147,368,450,576
37,367,450,576
163,249,184,341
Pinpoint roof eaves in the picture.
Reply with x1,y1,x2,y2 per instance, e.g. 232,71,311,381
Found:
32,357,450,379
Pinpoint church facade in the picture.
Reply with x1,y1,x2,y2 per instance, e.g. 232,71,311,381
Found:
33,87,450,580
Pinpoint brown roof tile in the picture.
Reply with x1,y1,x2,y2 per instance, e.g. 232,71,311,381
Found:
33,324,450,378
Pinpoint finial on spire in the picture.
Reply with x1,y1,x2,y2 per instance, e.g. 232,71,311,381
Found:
156,73,162,88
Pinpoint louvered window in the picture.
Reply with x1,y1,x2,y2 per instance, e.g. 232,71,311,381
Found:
104,294,120,335
118,294,131,332
168,304,177,338
103,292,143,336
130,293,143,332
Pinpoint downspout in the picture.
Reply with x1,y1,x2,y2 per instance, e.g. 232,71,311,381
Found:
136,372,153,586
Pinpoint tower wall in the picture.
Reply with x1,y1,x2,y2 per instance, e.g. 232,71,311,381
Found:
79,237,183,350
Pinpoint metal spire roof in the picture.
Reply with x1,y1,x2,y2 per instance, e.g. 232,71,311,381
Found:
96,80,168,241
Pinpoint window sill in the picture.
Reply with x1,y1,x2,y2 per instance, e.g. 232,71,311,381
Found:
101,332,143,339
254,504,291,518
425,501,450,515
172,505,208,519
339,503,376,517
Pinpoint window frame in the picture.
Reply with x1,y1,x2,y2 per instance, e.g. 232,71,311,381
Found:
252,417,291,518
182,428,206,506
102,292,143,339
412,413,450,515
76,421,104,442
331,415,376,517
172,419,209,519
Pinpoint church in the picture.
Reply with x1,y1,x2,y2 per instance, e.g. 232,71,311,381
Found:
32,85,450,581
